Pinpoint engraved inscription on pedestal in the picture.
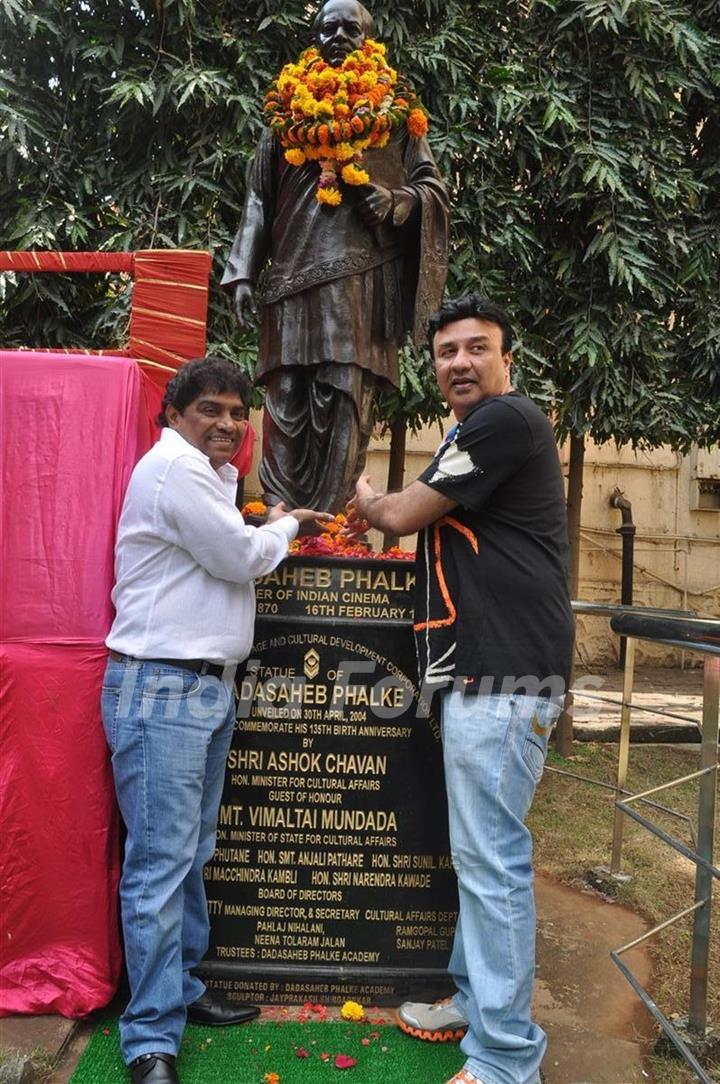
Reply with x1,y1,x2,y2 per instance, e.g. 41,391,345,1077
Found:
203,558,458,1005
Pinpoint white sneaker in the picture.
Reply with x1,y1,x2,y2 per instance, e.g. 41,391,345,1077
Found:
396,996,468,1041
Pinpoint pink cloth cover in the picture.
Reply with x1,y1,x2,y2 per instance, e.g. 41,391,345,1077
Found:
0,351,157,1016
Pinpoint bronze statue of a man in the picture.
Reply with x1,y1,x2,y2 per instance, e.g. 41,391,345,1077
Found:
222,0,449,512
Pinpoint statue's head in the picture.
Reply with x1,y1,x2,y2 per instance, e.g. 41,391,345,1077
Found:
313,0,374,66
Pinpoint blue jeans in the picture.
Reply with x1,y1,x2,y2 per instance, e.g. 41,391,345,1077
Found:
441,691,560,1084
101,657,236,1064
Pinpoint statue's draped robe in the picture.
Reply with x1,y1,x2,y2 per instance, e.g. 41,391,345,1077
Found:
222,126,448,512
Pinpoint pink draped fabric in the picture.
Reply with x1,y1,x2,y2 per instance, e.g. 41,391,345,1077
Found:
0,351,157,1016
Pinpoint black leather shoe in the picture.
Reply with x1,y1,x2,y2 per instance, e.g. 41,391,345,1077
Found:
186,989,260,1027
129,1052,179,1083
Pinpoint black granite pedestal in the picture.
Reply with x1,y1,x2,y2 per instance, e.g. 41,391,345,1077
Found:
201,556,458,1005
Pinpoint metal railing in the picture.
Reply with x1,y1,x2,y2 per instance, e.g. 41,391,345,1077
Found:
568,602,706,871
550,605,719,1081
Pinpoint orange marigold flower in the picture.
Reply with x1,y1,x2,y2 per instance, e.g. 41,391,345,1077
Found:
407,108,428,137
350,115,366,134
284,148,306,166
335,103,350,117
264,1074,280,1084
241,501,267,517
318,124,330,144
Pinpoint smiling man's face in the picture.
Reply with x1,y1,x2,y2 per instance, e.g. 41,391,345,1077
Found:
165,389,246,470
433,317,513,421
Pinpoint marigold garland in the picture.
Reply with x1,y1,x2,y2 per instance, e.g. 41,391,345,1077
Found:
263,39,429,205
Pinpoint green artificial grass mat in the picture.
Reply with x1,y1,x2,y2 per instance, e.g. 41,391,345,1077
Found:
70,1018,466,1083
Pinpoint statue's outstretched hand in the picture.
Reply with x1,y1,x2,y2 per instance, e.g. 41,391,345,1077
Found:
356,184,393,228
234,281,257,328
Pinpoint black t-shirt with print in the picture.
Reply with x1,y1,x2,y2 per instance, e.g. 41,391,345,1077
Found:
414,391,574,696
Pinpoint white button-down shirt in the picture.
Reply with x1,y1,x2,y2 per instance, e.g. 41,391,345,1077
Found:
106,428,297,664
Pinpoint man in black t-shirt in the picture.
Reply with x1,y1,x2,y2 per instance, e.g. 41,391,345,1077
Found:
346,295,573,1084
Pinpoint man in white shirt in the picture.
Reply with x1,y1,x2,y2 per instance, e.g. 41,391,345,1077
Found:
102,357,329,1084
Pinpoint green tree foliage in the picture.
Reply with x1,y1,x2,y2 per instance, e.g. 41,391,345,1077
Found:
1,0,718,442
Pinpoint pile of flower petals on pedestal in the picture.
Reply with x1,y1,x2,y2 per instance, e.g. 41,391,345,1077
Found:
241,503,414,561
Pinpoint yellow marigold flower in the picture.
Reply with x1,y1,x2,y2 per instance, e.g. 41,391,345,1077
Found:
334,141,355,161
341,162,370,185
407,107,428,137
316,99,334,117
284,148,307,166
317,186,342,205
340,999,365,1021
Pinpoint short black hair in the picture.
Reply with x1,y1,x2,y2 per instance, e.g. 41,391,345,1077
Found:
157,356,253,427
313,0,374,37
428,294,514,356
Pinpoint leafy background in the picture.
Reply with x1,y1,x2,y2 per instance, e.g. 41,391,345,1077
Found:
1,0,718,445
